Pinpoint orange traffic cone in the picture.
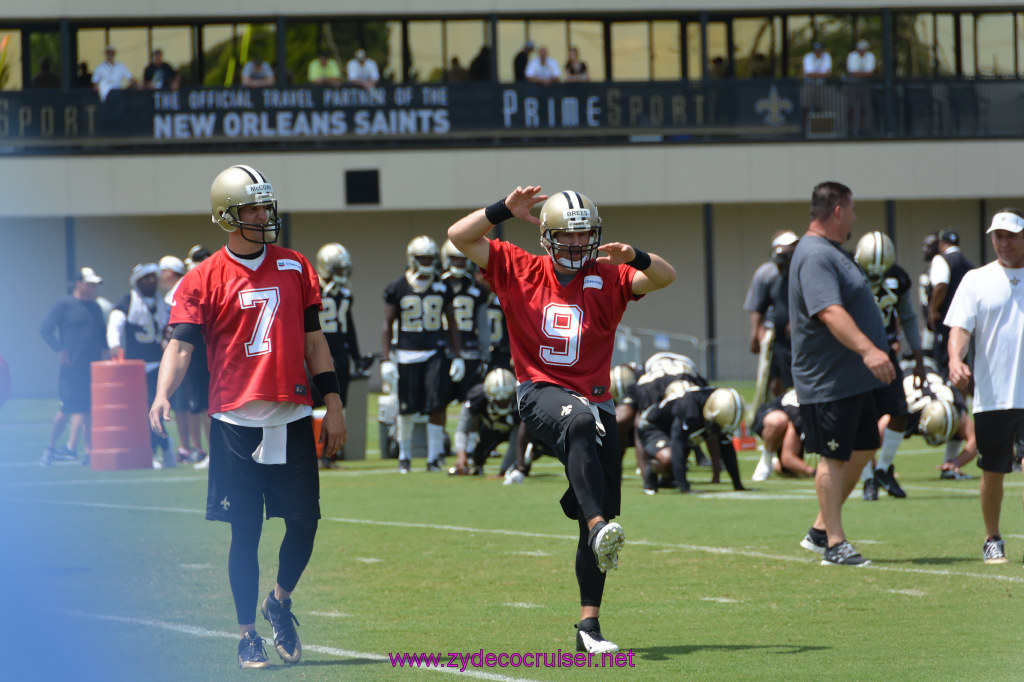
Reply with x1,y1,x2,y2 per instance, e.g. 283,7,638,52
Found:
732,421,758,451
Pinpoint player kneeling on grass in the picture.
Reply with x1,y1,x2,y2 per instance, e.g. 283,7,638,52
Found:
898,367,977,479
448,186,675,654
150,165,346,669
751,389,815,478
450,368,520,476
637,383,746,494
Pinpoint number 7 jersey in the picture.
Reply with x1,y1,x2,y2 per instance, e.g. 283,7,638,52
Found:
169,245,321,413
483,239,640,402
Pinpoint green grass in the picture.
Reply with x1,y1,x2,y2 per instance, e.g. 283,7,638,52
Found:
3,397,1023,681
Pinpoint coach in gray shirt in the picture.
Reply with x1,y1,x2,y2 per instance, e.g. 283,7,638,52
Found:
789,181,895,567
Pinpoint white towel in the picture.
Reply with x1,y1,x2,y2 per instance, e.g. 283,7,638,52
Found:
250,424,288,465
126,289,170,332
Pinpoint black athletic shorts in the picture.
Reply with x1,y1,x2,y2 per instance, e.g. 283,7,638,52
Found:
637,427,670,456
58,362,92,414
768,339,793,389
206,415,320,523
974,409,1024,474
874,376,909,418
398,353,450,415
800,390,881,462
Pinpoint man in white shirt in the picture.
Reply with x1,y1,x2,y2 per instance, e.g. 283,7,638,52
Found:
801,42,832,122
846,39,875,136
945,209,1024,565
92,45,137,101
525,46,561,86
347,49,380,90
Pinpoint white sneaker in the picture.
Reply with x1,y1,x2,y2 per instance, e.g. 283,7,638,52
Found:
576,620,619,654
591,522,625,573
503,468,525,486
752,450,773,481
194,453,210,470
152,458,163,470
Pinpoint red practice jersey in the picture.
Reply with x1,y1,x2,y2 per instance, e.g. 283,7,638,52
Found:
170,245,321,413
483,239,639,402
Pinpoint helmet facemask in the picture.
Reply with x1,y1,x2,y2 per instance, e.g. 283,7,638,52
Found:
228,200,281,244
541,227,602,270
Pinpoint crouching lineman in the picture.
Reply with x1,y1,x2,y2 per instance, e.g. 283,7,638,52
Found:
899,363,977,479
450,368,520,476
751,389,815,478
636,381,746,493
855,231,927,500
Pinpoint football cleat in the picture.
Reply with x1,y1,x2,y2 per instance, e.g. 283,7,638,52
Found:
503,468,525,485
875,465,906,498
800,527,827,555
576,618,619,654
398,459,411,474
589,521,625,573
261,592,302,663
238,631,270,669
862,477,879,501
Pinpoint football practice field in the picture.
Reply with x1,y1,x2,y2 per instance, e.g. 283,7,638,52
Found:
2,397,1022,681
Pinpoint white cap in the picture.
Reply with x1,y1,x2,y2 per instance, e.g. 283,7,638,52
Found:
355,49,366,59
159,255,186,275
129,262,160,288
856,39,869,50
771,231,799,248
105,44,116,52
77,266,103,284
987,212,1024,234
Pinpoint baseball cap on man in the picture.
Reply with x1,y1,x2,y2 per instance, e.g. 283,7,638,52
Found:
130,262,160,288
159,255,186,275
938,228,960,245
856,39,869,50
771,231,799,249
77,267,103,284
987,212,1024,234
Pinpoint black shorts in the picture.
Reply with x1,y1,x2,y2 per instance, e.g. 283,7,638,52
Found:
187,348,211,413
874,375,909,418
974,410,1024,474
517,382,621,521
637,427,670,455
449,358,484,404
58,362,91,414
800,391,881,462
398,354,450,415
769,340,793,389
206,416,320,523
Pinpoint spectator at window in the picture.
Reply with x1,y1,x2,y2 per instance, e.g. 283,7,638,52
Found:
448,56,470,82
307,50,342,86
846,39,876,137
77,62,92,89
30,57,61,89
92,45,137,101
709,56,728,79
802,42,832,80
513,41,534,82
241,54,276,89
749,53,773,78
347,49,380,90
143,49,180,91
525,46,561,86
564,47,589,82
469,46,492,82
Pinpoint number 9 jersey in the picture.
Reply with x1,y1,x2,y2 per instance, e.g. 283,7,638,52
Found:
482,239,640,402
169,245,321,413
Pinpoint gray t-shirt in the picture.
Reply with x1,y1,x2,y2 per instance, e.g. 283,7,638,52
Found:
789,234,887,403
743,261,778,314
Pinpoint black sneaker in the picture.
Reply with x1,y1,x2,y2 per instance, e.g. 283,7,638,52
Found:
800,527,827,555
51,447,78,462
575,618,619,654
862,477,879,501
642,465,658,495
983,537,1008,565
426,460,442,473
940,468,972,480
875,466,906,498
398,459,411,474
261,592,302,664
821,540,871,566
238,631,270,669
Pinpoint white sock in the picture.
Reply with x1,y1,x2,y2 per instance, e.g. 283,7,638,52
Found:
427,423,445,463
877,427,903,471
861,461,875,482
397,415,415,461
945,439,963,463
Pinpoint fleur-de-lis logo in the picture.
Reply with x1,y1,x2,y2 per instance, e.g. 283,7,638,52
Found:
755,85,794,127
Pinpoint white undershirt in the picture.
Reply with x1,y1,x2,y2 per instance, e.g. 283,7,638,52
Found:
944,261,1024,412
929,246,960,286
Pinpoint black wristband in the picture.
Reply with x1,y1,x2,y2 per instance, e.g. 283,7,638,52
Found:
313,371,341,397
626,248,652,271
484,198,514,225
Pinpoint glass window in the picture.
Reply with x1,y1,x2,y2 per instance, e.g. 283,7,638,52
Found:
611,21,649,81
77,27,108,83
650,20,680,81
959,14,976,77
528,20,566,72
26,29,61,89
706,21,728,78
975,13,1014,77
496,20,528,82
0,29,22,91
150,25,192,86
408,21,442,82
567,20,604,82
201,24,236,87
786,15,813,77
733,16,781,78
894,13,933,77
107,27,148,79
685,21,702,80
935,13,956,76
445,19,486,83
239,22,276,78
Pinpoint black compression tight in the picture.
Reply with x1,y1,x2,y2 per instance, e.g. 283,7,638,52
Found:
278,518,318,592
565,412,606,523
576,516,607,607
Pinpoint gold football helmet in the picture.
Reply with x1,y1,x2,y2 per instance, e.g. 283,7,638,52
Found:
316,243,352,286
919,399,959,446
644,352,698,378
406,235,440,279
538,190,602,270
663,378,698,403
483,368,516,416
609,364,637,403
703,388,744,435
855,231,895,291
210,165,281,243
441,239,470,278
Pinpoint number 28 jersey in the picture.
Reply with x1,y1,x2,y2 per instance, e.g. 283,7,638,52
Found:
383,275,453,353
170,245,321,414
482,239,639,403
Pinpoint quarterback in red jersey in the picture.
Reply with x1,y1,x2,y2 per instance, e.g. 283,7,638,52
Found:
149,165,346,669
448,185,675,655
